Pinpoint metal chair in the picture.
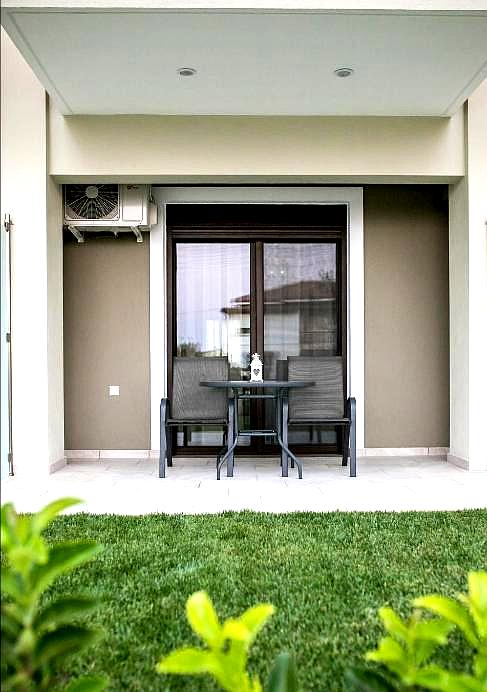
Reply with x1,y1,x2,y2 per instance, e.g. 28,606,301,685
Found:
159,357,235,478
282,356,356,477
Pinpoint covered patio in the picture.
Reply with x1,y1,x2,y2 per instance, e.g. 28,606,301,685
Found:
2,455,485,514
1,4,486,484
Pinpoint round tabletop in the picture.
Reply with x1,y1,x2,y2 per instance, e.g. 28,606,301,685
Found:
200,380,314,389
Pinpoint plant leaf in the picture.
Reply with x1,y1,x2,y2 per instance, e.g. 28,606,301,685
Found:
473,651,487,681
266,653,298,692
1,567,22,600
467,572,487,640
239,604,275,645
65,675,109,692
1,503,17,550
8,538,49,573
414,666,486,692
411,618,453,664
35,597,98,630
468,572,487,615
366,637,407,677
344,667,397,692
32,498,82,533
157,647,217,675
31,542,102,596
378,607,409,643
35,625,102,665
222,619,250,642
412,618,453,644
186,591,222,648
414,595,478,647
1,610,22,640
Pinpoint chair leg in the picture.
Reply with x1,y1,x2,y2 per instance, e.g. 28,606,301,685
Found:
290,421,294,468
159,399,168,478
281,397,289,478
227,398,235,478
167,427,173,467
342,425,350,466
218,429,227,468
350,398,357,477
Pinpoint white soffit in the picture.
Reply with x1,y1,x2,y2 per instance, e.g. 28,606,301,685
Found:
2,2,487,116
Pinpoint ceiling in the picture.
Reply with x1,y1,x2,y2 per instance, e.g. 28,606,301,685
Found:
2,2,487,116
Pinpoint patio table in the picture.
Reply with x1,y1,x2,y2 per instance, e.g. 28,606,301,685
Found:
200,380,314,480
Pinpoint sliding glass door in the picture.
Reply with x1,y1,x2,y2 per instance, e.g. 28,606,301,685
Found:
263,242,338,376
174,242,251,448
176,242,250,377
167,206,346,455
262,242,340,447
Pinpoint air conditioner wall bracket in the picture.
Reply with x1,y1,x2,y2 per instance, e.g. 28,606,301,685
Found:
68,225,85,243
131,226,143,243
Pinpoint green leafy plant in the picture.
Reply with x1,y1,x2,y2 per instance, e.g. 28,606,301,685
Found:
1,498,108,692
157,590,297,692
346,571,487,692
266,653,298,692
412,571,487,691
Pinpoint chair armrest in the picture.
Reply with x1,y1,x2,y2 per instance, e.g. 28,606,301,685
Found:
346,396,356,419
160,397,170,423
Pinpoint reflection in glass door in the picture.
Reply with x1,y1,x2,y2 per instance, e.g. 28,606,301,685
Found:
263,242,339,446
175,242,250,447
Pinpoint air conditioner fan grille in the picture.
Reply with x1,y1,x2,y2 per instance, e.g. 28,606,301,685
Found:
65,184,119,220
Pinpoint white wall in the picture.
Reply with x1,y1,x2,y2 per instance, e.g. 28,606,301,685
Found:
448,79,487,471
48,105,465,183
1,28,64,476
466,80,487,471
449,175,469,463
47,177,65,469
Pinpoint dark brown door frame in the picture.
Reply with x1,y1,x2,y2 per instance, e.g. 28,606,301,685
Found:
166,208,347,457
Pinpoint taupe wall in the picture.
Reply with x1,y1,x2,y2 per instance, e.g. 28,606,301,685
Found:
363,186,449,447
63,187,449,451
64,234,150,450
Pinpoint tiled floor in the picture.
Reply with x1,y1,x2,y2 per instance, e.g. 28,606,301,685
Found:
2,456,486,514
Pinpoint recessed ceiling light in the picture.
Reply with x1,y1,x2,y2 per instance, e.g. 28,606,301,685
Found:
178,67,197,77
334,67,354,78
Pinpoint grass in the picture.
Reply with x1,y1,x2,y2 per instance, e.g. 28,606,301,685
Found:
44,510,487,691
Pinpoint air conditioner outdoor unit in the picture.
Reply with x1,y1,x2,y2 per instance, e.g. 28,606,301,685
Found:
63,184,157,243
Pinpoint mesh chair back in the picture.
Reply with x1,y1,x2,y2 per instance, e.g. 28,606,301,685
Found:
288,356,345,420
172,357,229,420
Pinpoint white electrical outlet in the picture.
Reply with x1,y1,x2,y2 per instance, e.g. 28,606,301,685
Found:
108,385,120,397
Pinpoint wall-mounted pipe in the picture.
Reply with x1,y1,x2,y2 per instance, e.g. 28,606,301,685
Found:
4,214,14,476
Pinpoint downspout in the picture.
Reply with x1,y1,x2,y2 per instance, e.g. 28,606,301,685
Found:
4,214,14,475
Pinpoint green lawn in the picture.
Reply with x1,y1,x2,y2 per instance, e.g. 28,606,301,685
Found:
44,511,487,691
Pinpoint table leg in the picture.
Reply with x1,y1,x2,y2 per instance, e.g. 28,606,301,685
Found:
277,394,302,479
218,391,239,480
227,397,235,478
279,392,288,477
277,390,284,469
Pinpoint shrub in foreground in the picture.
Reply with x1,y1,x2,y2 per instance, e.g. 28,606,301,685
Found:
157,590,298,691
347,570,487,691
158,572,486,692
1,499,107,692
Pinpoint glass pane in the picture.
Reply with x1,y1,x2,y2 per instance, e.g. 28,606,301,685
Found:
175,242,250,447
263,242,338,445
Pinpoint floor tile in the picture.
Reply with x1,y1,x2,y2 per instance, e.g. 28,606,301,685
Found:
2,456,485,515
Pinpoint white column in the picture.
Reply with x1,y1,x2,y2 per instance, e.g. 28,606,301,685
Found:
448,80,487,471
1,29,64,477
466,81,487,471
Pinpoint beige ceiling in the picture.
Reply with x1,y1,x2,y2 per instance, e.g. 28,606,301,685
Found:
2,2,487,116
